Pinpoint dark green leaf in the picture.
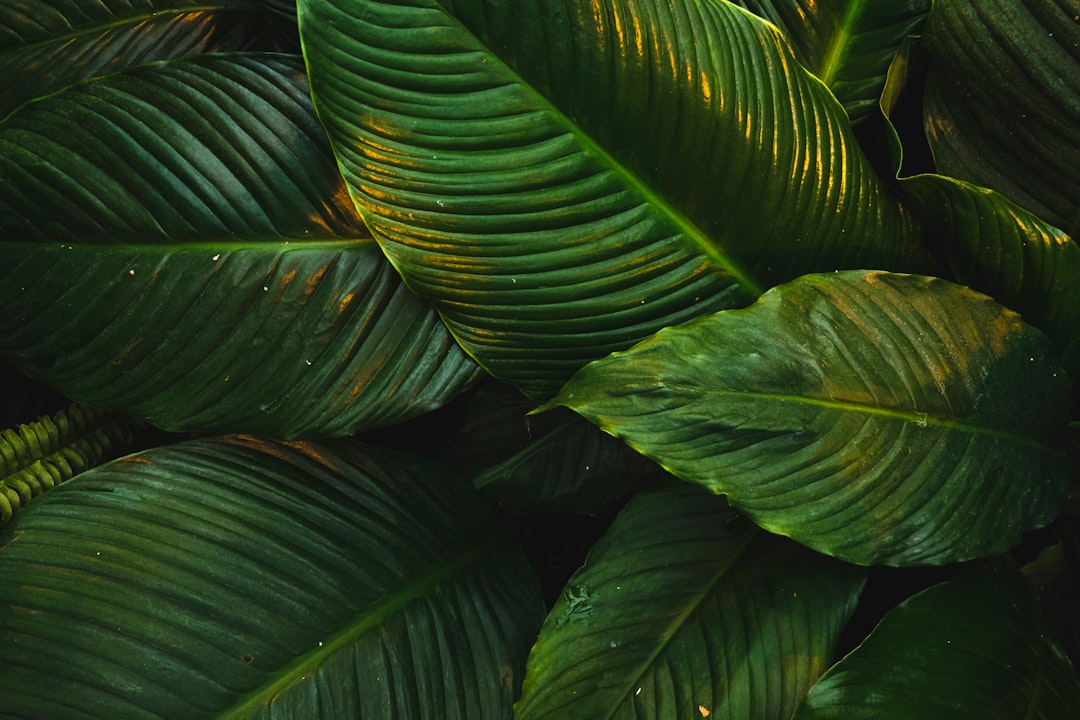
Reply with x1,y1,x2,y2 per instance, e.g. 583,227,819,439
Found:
794,569,1080,719
0,436,544,719
899,175,1080,382
516,484,866,719
732,0,930,121
473,413,664,516
0,0,292,117
922,0,1080,229
299,0,925,397
551,270,1070,565
879,39,1080,385
0,54,482,437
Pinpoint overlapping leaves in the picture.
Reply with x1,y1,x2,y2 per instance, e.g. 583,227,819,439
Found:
551,271,1070,565
516,484,865,719
0,436,544,719
300,0,925,397
0,53,481,437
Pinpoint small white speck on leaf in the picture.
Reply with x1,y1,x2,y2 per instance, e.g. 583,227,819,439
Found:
128,269,135,275
212,254,220,261
263,286,269,292
305,360,313,366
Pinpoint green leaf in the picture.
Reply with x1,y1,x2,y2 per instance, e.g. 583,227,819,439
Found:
0,0,292,117
0,436,544,719
473,413,664,516
878,39,1080,386
922,0,1080,230
551,270,1070,566
794,568,1080,719
0,53,482,437
515,483,866,719
299,0,925,398
0,403,141,526
899,175,1080,383
731,0,930,121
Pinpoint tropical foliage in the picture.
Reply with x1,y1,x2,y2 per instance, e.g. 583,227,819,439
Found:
1,0,1078,717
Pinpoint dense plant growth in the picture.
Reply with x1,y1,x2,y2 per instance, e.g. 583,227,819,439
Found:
2,0,1079,717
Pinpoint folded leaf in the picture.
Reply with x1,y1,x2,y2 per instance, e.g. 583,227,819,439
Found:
732,0,930,121
794,569,1080,719
922,0,1080,230
0,436,545,719
551,270,1070,565
516,484,865,719
299,0,925,397
0,0,289,117
0,53,482,437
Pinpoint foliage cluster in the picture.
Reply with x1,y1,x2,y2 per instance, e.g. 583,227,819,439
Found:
2,0,1080,718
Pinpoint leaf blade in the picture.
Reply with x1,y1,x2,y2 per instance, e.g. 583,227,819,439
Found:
515,483,866,719
299,0,925,397
553,270,1070,565
0,53,482,436
0,436,545,719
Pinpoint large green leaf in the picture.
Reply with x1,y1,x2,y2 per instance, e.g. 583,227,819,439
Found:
299,0,925,397
0,0,294,117
0,436,545,719
549,270,1070,565
515,483,866,719
731,0,930,121
794,569,1080,719
922,0,1080,230
0,53,482,437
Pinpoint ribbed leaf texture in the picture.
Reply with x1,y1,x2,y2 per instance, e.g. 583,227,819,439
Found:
0,436,545,719
923,0,1080,230
551,270,1070,565
732,0,931,121
795,569,1080,719
0,403,140,525
299,0,925,397
0,0,290,117
900,175,1080,382
516,484,866,719
0,53,482,437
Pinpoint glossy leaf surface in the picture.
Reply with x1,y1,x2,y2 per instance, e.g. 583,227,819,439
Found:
299,0,924,397
0,436,544,719
0,53,482,437
551,271,1070,565
516,484,865,719
923,0,1080,230
795,569,1080,719
0,0,287,117
732,0,930,121
900,175,1080,382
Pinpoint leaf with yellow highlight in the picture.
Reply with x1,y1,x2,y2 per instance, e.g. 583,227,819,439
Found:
299,0,927,398
550,270,1070,566
0,53,482,437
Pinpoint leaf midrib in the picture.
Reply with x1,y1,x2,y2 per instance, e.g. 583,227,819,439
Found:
427,0,765,298
601,528,760,720
817,0,867,88
662,384,1061,453
215,525,512,720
